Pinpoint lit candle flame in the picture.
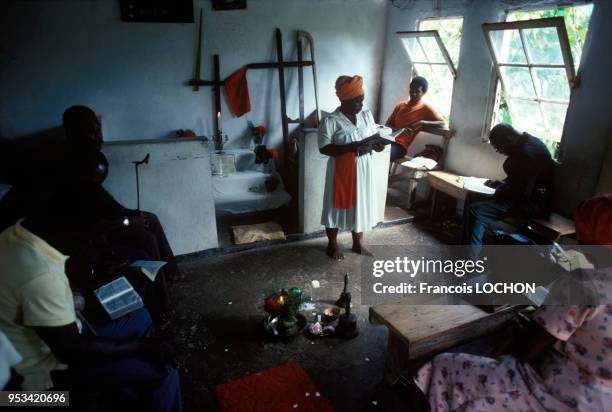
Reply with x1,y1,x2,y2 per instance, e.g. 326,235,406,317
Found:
278,295,285,305
217,111,221,119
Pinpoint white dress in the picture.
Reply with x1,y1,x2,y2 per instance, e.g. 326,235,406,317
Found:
318,108,379,233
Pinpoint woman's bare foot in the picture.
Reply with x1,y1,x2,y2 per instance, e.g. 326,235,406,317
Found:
351,231,372,256
326,243,345,260
351,244,373,256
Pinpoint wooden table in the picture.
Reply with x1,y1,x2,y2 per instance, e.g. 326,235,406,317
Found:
369,304,518,384
427,170,466,217
426,170,576,241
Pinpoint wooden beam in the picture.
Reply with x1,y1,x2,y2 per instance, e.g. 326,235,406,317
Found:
193,8,203,91
246,61,314,69
275,28,289,152
421,126,453,138
297,36,305,124
188,79,225,87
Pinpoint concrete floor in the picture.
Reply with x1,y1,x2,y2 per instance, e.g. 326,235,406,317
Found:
163,218,456,412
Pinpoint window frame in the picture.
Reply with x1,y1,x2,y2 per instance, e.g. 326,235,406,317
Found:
418,16,464,68
396,30,458,121
481,17,577,153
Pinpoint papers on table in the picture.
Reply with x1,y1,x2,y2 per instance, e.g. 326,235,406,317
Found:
462,176,496,195
400,156,438,170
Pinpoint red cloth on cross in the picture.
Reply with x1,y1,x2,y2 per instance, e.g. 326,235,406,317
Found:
225,67,251,117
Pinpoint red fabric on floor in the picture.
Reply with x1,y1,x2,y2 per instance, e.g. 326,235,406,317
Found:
214,362,334,412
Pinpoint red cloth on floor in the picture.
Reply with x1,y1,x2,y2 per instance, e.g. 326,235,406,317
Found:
333,152,356,209
225,67,251,117
214,362,335,412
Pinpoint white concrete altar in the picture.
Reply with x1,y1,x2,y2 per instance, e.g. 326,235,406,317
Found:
212,149,291,216
299,129,390,234
102,138,218,255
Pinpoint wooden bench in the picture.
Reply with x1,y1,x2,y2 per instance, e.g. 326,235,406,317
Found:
389,127,454,210
530,214,576,241
426,170,576,241
370,304,519,384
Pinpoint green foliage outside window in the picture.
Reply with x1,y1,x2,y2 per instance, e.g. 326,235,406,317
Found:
420,17,464,68
494,4,593,158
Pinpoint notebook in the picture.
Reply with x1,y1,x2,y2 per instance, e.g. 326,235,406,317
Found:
94,276,144,320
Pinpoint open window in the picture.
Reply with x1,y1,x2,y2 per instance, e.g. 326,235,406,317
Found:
397,25,459,122
483,4,593,159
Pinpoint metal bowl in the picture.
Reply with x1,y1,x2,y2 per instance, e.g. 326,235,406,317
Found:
263,313,307,338
323,307,341,323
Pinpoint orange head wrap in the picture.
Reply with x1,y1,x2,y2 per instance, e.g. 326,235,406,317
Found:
575,193,612,245
335,75,364,101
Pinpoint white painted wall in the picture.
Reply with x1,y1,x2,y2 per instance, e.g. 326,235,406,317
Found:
1,0,387,155
3,0,610,222
102,138,218,254
380,0,612,214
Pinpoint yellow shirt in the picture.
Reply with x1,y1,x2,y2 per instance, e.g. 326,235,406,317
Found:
0,220,76,390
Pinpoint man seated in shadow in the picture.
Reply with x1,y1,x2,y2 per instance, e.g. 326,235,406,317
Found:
1,106,184,294
0,195,182,411
59,146,170,327
463,123,554,259
61,105,184,288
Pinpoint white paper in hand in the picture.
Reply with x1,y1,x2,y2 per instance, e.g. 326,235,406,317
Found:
129,260,167,282
377,125,405,141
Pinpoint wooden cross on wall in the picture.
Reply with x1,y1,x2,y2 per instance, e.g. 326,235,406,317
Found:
187,9,320,155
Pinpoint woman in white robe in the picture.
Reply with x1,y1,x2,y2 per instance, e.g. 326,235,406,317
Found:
318,75,384,259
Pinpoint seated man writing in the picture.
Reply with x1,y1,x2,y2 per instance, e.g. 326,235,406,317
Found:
463,124,554,259
385,76,445,162
0,197,182,411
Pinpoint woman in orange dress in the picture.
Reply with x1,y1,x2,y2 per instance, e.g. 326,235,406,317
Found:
385,76,445,161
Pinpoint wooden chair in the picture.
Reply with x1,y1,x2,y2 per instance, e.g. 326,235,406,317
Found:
389,127,453,210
